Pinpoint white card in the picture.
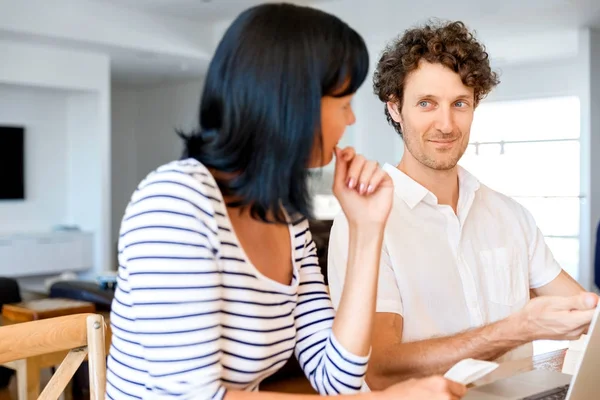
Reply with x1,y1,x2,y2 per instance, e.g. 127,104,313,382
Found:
444,358,500,385
562,334,588,375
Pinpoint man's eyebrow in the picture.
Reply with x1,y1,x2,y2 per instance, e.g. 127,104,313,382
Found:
413,93,474,100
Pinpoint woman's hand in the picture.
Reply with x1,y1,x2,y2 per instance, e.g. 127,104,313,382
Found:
378,376,467,400
333,146,394,227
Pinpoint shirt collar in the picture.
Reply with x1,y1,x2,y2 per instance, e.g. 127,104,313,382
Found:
382,163,481,209
457,166,481,196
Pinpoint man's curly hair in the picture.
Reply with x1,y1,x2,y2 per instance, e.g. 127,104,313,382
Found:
373,20,500,137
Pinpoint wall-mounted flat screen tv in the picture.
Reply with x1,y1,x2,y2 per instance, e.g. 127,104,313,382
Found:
0,126,25,200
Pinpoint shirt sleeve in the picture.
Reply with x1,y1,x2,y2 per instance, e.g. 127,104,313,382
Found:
114,171,227,400
327,213,403,316
521,205,562,289
293,224,369,395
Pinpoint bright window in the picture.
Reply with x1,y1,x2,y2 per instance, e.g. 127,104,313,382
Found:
459,96,581,280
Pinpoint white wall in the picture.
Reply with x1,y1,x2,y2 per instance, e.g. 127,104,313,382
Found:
0,40,111,279
135,80,203,179
487,59,581,102
0,85,69,233
110,79,204,252
351,33,404,165
577,28,600,291
111,88,139,251
66,92,111,276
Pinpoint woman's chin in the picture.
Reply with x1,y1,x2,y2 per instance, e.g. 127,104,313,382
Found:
308,151,334,169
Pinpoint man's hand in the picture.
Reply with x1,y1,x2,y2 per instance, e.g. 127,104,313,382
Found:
515,292,599,341
379,376,466,400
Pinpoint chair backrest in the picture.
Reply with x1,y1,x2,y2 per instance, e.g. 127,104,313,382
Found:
0,313,106,400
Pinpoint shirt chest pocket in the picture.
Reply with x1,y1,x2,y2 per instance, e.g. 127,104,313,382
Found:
479,247,527,306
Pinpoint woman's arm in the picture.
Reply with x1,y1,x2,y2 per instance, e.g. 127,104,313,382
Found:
329,147,395,356
332,224,386,355
289,149,395,395
292,228,373,394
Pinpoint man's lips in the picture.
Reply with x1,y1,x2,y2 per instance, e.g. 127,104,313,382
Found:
428,138,458,143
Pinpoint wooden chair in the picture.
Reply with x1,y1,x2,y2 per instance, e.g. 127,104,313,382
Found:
0,313,106,400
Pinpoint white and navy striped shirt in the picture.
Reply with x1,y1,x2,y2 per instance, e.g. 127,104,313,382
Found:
106,159,369,399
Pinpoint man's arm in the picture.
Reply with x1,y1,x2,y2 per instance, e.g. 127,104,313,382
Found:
366,312,526,390
532,270,585,297
367,293,599,391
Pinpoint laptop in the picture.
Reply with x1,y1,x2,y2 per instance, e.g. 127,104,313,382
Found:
464,303,600,400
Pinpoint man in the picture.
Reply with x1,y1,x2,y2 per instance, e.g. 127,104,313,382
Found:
327,20,599,390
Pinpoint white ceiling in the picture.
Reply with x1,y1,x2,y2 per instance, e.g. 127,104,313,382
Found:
103,0,333,85
110,48,211,87
106,0,600,27
64,0,600,86
105,0,327,21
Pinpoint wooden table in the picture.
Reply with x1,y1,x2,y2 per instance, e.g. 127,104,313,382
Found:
261,348,568,394
0,312,111,400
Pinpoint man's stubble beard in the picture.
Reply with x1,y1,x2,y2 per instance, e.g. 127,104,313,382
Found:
401,123,468,171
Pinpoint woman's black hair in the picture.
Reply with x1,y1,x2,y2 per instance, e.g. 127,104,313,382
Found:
180,2,368,223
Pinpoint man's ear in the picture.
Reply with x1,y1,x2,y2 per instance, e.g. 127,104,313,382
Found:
387,101,402,124
386,101,402,126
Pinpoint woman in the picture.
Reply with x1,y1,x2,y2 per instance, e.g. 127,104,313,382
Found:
106,3,466,400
